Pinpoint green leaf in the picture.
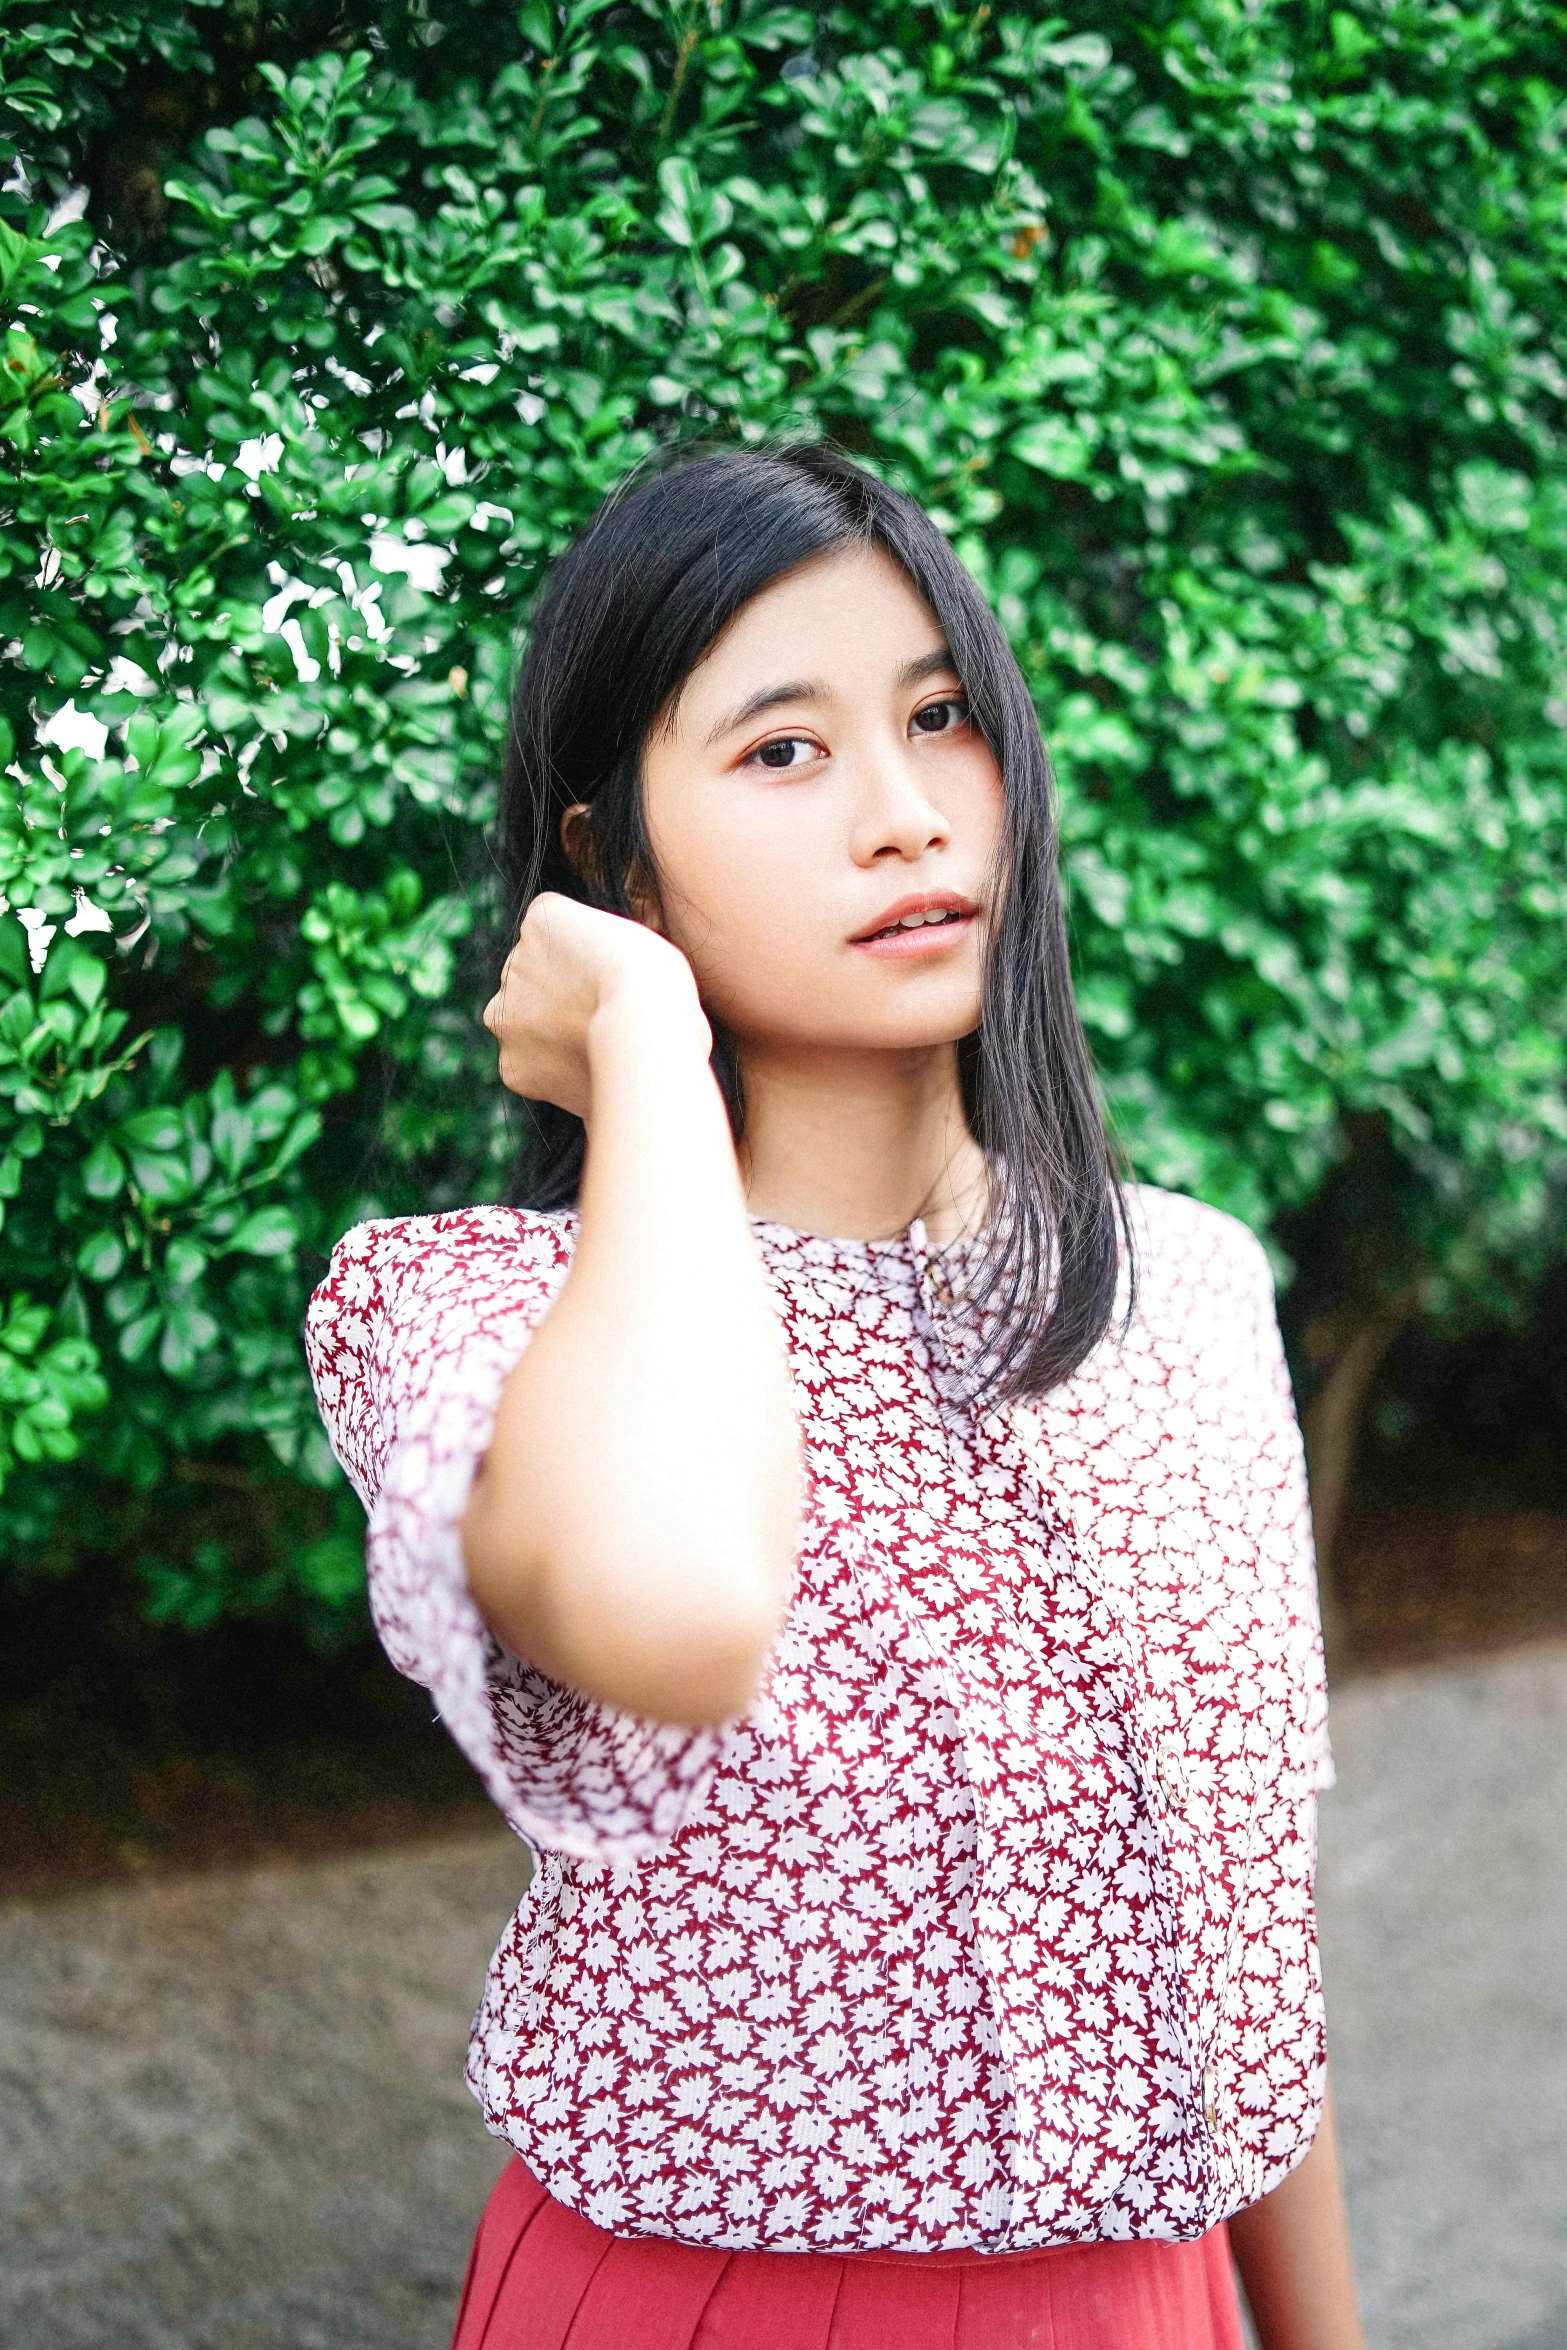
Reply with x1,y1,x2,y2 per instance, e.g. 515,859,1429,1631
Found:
77,1230,125,1284
165,1237,208,1288
65,952,106,1014
159,1304,220,1376
518,0,556,52
120,1109,184,1153
1010,418,1100,480
227,1206,299,1257
1457,463,1531,535
118,1309,163,1364
82,1141,125,1200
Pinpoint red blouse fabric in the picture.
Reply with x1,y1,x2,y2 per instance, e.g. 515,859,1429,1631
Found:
305,1186,1331,2258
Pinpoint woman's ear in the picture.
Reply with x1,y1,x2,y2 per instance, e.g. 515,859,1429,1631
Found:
559,802,596,883
559,802,666,933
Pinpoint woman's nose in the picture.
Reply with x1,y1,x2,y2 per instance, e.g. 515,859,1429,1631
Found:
849,743,951,864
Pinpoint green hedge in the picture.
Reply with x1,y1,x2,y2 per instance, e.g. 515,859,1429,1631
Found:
2,1,1564,1635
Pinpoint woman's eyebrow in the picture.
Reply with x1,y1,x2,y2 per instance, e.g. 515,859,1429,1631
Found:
898,645,957,687
704,680,822,745
704,646,957,747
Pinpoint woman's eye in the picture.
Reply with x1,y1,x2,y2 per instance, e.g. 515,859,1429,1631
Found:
750,735,816,771
912,696,967,735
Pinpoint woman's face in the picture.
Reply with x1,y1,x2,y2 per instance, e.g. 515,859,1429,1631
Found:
632,545,1004,1057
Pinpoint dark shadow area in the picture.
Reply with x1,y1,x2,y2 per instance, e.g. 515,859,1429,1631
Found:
1336,1267,1567,1672
0,1571,490,1901
1358,1262,1567,1514
1336,1511,1567,1674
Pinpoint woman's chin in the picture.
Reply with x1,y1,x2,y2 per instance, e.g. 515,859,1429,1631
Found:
731,1016,982,1061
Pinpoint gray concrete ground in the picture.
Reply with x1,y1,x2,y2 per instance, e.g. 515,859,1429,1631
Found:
1318,1645,1567,2350
2,1643,1564,2350
0,1835,520,2348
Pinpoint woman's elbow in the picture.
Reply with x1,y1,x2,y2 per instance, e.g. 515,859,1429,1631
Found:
584,1557,788,1726
462,1506,789,1726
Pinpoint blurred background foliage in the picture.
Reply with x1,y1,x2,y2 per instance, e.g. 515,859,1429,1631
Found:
1,0,1564,1646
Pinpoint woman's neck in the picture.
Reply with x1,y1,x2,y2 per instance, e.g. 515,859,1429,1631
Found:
735,1038,988,1246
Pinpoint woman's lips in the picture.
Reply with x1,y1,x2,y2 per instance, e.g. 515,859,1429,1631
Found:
850,909,977,959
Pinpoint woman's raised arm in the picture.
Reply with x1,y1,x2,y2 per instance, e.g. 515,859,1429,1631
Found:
460,895,801,1727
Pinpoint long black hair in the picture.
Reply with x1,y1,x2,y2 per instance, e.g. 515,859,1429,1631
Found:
496,442,1129,1406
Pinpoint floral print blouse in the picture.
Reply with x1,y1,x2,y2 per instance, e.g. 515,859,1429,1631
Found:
305,1184,1331,2255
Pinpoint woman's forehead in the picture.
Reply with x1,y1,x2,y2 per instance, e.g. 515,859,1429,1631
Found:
666,546,949,735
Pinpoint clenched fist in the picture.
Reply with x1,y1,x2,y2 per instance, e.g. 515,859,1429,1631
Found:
482,894,706,1118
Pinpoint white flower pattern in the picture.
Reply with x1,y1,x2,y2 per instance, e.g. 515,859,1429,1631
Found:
304,1185,1330,2255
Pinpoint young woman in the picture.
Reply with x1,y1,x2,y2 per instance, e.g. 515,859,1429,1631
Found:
306,445,1362,2350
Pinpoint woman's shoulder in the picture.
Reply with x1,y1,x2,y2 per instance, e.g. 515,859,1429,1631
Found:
304,1206,577,1500
307,1204,577,1357
1123,1182,1274,1313
322,1202,574,1294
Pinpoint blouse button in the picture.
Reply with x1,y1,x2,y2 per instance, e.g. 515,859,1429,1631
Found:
1155,1741,1188,1808
1202,2062,1220,2134
924,1256,955,1309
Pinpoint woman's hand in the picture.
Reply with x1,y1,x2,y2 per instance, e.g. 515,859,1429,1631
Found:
483,893,706,1118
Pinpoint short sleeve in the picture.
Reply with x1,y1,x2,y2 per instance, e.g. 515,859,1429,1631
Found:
304,1206,728,1864
1243,1230,1335,1796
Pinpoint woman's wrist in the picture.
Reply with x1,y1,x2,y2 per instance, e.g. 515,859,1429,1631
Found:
587,948,712,1080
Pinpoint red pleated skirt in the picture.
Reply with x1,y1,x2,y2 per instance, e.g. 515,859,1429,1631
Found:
452,2158,1247,2350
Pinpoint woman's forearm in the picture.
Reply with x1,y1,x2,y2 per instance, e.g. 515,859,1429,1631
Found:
462,970,800,1725
1228,2081,1364,2350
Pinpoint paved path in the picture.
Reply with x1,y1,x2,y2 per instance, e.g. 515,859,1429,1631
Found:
3,1644,1564,2349
0,1835,521,2348
1318,1645,1567,2350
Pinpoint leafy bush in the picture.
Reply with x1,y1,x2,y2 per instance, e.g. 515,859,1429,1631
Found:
2,0,1564,1633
